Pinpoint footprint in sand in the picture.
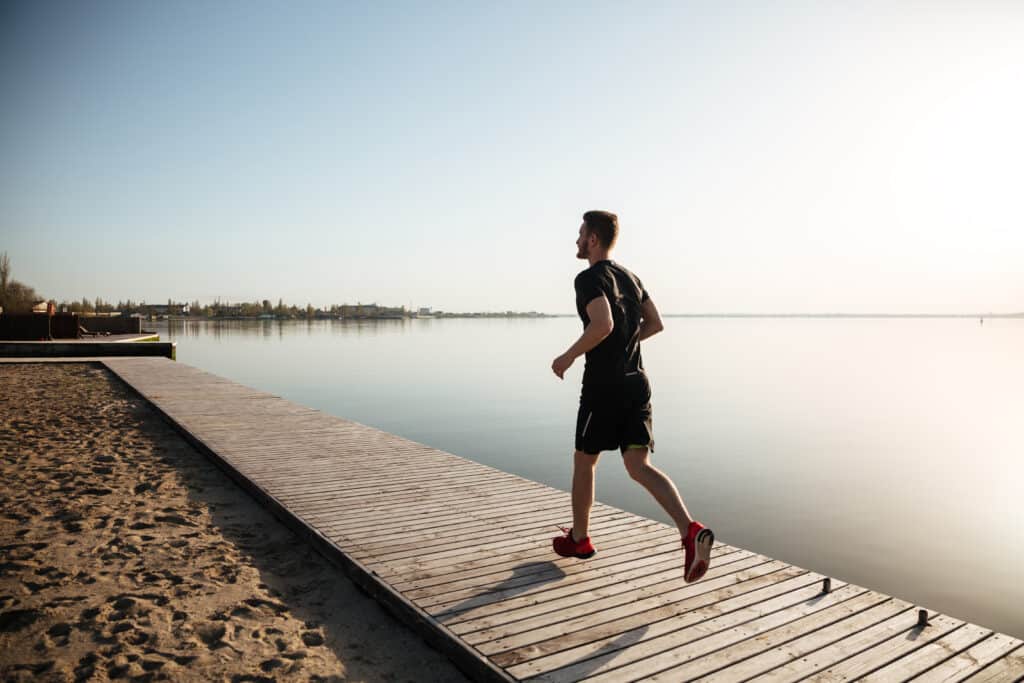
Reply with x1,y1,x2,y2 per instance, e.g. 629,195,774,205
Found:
0,608,42,632
301,631,325,647
46,622,72,646
195,621,227,649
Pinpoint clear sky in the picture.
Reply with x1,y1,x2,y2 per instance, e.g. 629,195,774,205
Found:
2,1,1022,313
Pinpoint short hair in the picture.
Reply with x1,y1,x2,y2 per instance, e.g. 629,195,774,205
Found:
582,210,619,249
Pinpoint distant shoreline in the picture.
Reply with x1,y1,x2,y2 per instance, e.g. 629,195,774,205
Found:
159,312,1023,321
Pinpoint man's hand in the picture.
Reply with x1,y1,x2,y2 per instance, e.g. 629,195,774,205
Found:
551,353,574,379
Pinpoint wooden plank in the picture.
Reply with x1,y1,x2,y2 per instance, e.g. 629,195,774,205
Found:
348,511,630,564
320,499,579,546
319,492,576,538
859,623,994,682
959,644,1024,682
486,564,818,663
414,541,685,610
392,527,680,594
914,636,1023,682
679,592,905,681
422,545,706,614
430,544,742,626
299,486,568,525
449,550,764,638
510,579,863,681
345,509,624,558
753,607,937,682
263,465,514,494
371,521,681,586
369,518,667,580
469,557,790,650
283,478,547,511
806,615,965,680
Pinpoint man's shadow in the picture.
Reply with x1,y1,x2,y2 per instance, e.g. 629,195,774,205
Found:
434,560,567,623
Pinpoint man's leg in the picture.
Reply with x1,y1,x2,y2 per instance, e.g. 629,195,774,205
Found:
623,446,712,582
571,450,600,541
621,447,693,532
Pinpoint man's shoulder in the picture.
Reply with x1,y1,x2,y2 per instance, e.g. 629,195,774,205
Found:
574,264,600,285
607,260,640,280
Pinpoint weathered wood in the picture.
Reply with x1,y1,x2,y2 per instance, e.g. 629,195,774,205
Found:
753,607,938,681
492,565,828,669
92,357,1019,683
512,580,867,681
444,553,760,656
471,557,792,650
448,550,762,638
369,518,667,581
913,635,1023,682
392,526,680,594
683,591,905,681
804,614,964,681
859,622,993,682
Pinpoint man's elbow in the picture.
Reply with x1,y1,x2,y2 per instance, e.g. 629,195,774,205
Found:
598,319,614,339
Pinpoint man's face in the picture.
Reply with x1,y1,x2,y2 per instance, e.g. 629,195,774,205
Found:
576,223,591,260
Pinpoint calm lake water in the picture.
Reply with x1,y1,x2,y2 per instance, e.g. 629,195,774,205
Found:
158,316,1023,638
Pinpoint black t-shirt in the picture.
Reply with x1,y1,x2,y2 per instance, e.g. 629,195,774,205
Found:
574,260,650,395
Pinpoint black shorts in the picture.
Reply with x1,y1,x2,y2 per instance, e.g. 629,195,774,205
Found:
575,372,654,455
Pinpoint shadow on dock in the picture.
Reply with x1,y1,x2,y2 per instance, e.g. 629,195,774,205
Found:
434,561,567,623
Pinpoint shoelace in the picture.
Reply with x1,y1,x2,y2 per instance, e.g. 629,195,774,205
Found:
556,525,585,542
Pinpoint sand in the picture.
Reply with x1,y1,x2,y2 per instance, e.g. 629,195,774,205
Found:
0,363,469,683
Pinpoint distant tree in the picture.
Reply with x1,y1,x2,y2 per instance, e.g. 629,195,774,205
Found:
0,251,9,302
0,252,44,313
241,301,261,317
2,280,40,313
306,303,314,319
262,299,271,313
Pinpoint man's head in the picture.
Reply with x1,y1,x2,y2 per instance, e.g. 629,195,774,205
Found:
576,210,619,261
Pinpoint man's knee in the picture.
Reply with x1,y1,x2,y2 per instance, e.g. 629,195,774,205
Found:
622,450,651,481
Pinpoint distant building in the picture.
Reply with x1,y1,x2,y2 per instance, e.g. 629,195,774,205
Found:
144,303,188,317
32,301,55,315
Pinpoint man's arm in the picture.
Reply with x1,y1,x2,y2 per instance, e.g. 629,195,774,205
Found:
638,298,664,341
551,296,613,379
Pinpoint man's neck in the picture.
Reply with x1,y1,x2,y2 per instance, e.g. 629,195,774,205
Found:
588,251,611,267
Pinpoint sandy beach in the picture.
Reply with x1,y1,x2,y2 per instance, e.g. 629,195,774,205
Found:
0,362,469,682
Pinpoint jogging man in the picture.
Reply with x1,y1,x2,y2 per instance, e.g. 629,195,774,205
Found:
550,210,714,583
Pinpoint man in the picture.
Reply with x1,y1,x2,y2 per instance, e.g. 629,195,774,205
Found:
550,210,714,583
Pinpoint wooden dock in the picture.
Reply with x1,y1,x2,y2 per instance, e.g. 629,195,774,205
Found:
85,357,1024,681
0,337,173,359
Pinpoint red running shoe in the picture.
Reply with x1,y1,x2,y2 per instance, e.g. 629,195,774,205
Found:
683,521,714,583
552,526,596,559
